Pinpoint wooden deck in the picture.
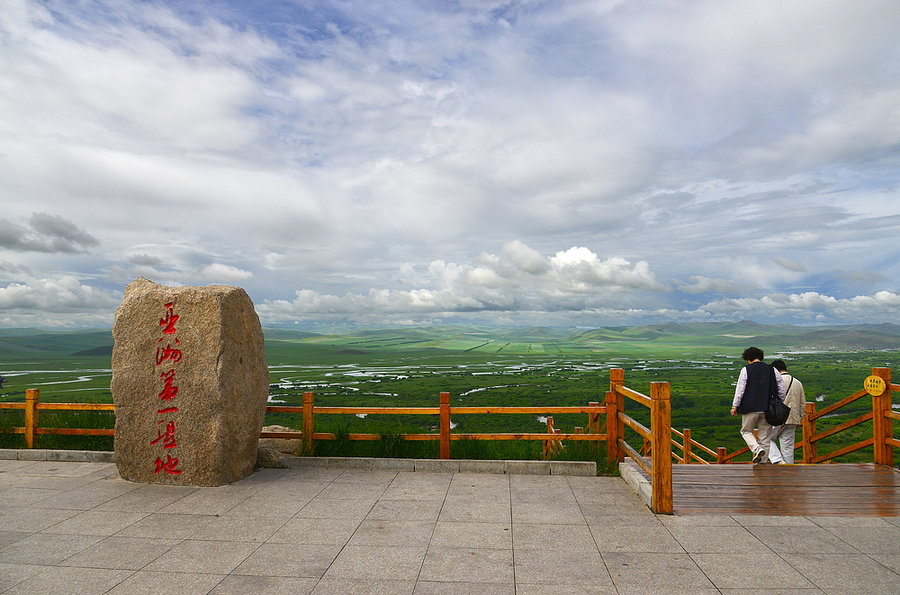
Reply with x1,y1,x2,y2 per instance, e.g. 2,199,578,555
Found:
667,463,900,516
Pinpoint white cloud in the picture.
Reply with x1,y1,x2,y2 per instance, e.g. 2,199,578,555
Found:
698,291,900,323
678,276,743,295
0,276,119,328
199,264,253,282
1,1,899,329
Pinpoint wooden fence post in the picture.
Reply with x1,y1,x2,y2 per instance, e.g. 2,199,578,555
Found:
605,391,618,467
25,389,39,449
302,392,314,455
588,401,600,455
650,381,673,514
872,367,893,467
716,446,727,464
683,428,692,464
607,368,625,467
802,402,817,464
439,392,450,459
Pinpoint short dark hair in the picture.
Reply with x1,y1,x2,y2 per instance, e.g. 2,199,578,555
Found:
771,359,787,372
742,347,764,361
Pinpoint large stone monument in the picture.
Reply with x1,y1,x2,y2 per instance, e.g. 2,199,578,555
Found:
111,277,269,486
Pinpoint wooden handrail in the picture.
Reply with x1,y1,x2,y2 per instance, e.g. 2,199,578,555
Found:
807,389,868,421
615,385,652,408
809,411,873,444
5,388,607,460
621,413,650,441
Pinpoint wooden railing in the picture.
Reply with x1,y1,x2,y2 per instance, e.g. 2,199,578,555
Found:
1,389,607,460
266,391,607,460
606,368,673,514
8,367,891,514
0,389,116,447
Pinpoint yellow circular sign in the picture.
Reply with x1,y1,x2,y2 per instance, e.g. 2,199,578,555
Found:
864,375,886,397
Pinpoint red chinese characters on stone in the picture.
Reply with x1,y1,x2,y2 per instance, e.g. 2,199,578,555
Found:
152,300,182,476
155,342,182,366
159,302,179,335
158,369,178,401
154,454,182,475
150,420,177,449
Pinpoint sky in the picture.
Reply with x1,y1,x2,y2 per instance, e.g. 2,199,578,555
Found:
1,0,900,330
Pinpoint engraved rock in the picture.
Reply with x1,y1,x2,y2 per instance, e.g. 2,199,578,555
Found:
111,277,269,486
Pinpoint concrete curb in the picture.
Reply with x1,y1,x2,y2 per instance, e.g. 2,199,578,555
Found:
618,457,652,509
0,449,597,476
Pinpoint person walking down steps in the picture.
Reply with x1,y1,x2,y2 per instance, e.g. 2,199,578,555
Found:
768,359,806,464
730,347,786,464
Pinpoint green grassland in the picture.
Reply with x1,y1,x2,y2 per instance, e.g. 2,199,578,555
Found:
1,323,898,462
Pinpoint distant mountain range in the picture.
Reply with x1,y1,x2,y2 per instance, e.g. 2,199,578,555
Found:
0,321,898,359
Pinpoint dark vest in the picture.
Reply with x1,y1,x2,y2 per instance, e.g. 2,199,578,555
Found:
738,361,775,413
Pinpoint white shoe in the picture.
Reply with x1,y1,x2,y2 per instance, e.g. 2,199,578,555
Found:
752,449,765,464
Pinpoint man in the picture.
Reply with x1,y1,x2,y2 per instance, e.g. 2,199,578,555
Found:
768,359,806,464
730,347,786,464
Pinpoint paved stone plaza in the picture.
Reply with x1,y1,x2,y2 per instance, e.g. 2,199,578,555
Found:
2,455,900,594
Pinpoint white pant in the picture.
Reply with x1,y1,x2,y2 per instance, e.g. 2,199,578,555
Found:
768,424,798,464
740,412,772,463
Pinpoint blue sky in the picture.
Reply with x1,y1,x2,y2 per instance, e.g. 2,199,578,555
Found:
1,0,899,329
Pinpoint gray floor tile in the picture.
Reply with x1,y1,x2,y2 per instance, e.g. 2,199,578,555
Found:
591,523,685,553
604,552,715,592
324,545,427,581
368,498,443,521
348,519,435,547
115,512,212,540
233,542,342,578
0,487,62,507
39,509,147,536
667,525,765,553
432,521,512,549
822,525,900,555
419,547,514,584
95,484,198,512
0,531,30,549
515,585,615,595
211,574,318,594
61,536,180,570
107,570,226,595
223,493,313,518
7,565,132,594
809,515,896,528
414,581,514,594
0,506,81,533
731,514,817,527
691,552,815,590
513,548,613,588
657,514,740,528
316,481,389,501
746,525,858,554
438,498,511,523
189,515,285,542
0,562,44,592
871,553,900,574
783,552,900,593
0,533,103,565
295,497,375,521
512,500,584,524
513,523,594,551
313,577,415,594
268,515,361,545
142,539,259,575
156,484,255,515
